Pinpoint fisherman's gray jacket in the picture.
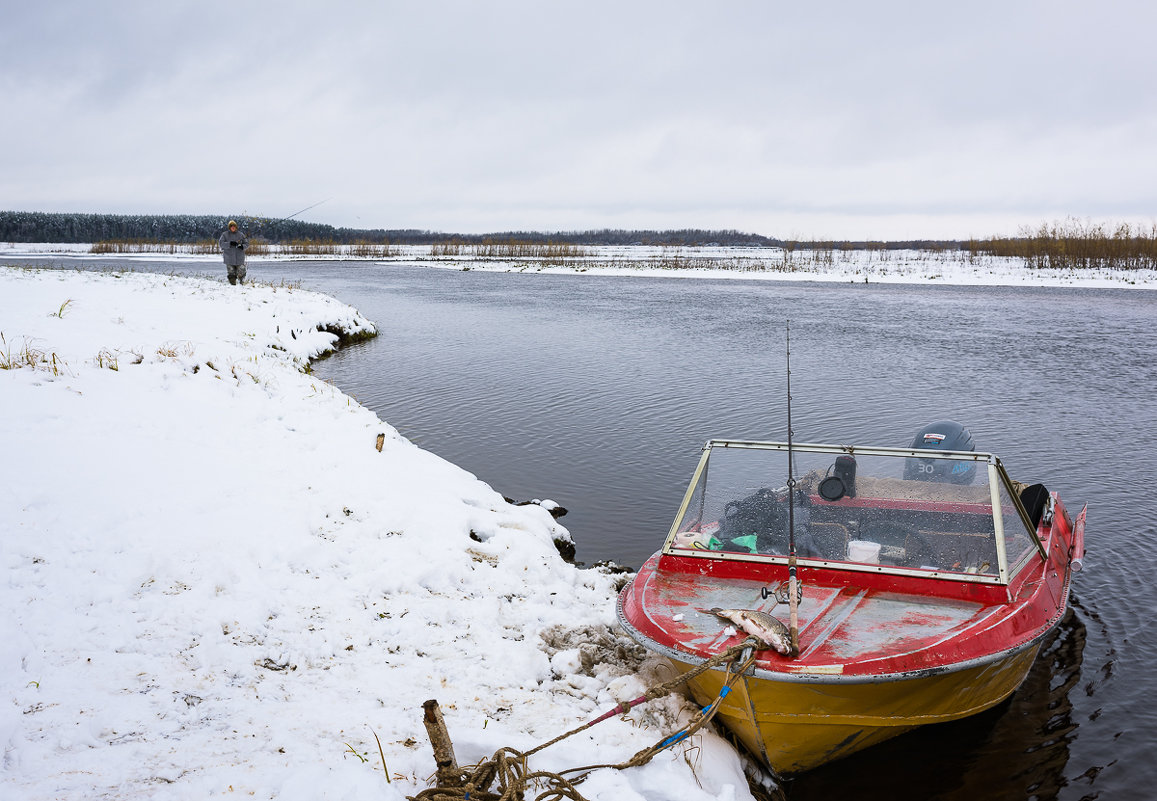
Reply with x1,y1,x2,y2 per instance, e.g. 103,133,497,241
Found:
218,229,248,266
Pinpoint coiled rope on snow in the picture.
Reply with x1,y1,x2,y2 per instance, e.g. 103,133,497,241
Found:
409,638,761,801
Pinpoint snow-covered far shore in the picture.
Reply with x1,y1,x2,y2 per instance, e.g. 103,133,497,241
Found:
0,266,757,800
3,241,1156,289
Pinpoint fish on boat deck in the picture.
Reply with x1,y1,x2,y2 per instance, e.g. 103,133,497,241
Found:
701,607,793,655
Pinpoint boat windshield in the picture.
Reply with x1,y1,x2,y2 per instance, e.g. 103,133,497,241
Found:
666,441,1038,582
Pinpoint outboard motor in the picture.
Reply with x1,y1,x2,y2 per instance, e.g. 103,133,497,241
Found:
903,420,976,485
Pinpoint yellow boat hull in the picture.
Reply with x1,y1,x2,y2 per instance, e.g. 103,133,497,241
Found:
676,643,1042,775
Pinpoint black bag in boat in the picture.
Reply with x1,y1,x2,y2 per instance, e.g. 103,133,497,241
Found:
719,488,811,553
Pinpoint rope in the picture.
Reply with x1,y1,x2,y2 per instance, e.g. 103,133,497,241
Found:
408,639,761,801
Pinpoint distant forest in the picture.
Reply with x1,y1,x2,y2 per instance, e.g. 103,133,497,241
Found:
0,210,965,250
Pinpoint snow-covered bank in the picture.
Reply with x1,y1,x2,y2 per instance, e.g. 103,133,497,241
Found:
0,267,754,800
415,246,1157,289
4,241,1156,288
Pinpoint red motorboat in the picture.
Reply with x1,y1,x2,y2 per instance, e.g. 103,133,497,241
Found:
617,429,1086,775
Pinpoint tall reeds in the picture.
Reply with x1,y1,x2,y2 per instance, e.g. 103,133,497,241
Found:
89,238,393,258
431,240,464,257
429,239,586,264
972,218,1157,270
90,239,212,254
347,239,395,258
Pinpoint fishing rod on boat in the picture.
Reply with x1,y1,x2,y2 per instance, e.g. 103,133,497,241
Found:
785,321,801,657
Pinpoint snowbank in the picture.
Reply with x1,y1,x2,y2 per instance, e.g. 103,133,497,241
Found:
412,247,1157,289
0,267,755,800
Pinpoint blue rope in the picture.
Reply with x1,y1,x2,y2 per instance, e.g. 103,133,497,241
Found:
658,686,732,749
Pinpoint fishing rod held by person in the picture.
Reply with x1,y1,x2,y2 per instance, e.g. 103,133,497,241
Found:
271,198,329,225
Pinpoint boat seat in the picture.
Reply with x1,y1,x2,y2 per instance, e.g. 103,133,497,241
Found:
1019,483,1050,529
810,522,849,560
918,530,999,573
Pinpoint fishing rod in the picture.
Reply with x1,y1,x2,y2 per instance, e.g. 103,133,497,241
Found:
785,320,801,657
233,199,331,233
272,198,329,224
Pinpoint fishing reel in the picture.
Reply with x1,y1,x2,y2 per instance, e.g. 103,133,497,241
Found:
760,579,802,605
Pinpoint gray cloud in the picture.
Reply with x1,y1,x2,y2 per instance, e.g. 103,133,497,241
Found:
2,0,1154,239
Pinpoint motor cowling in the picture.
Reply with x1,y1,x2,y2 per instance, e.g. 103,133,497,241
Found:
903,420,976,484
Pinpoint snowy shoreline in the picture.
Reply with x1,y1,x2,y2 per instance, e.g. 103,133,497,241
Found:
1,266,754,800
4,241,1156,289
3,245,1147,799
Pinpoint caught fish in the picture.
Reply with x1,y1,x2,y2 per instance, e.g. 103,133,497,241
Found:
702,607,792,655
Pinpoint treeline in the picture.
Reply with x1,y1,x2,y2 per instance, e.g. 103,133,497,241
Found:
0,209,972,250
0,211,783,248
0,211,342,244
781,239,965,252
462,228,779,247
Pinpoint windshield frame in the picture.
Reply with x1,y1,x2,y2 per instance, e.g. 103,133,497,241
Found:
661,439,1046,586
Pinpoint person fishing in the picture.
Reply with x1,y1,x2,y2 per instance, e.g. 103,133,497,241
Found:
218,219,248,285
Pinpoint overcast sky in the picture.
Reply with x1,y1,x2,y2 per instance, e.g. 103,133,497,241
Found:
3,0,1155,240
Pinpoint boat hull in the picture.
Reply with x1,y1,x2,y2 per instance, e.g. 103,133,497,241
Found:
670,640,1042,774
615,439,1086,776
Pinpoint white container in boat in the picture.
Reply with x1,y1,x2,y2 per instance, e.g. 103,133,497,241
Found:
848,540,881,564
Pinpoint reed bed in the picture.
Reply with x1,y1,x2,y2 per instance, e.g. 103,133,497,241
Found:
90,239,217,255
346,239,396,258
971,219,1157,270
431,239,586,262
90,238,395,258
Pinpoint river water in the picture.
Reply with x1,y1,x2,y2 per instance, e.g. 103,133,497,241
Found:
12,256,1157,799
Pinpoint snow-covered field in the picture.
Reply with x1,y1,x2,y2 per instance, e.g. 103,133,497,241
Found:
0,266,754,800
405,245,1157,289
3,241,1155,289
